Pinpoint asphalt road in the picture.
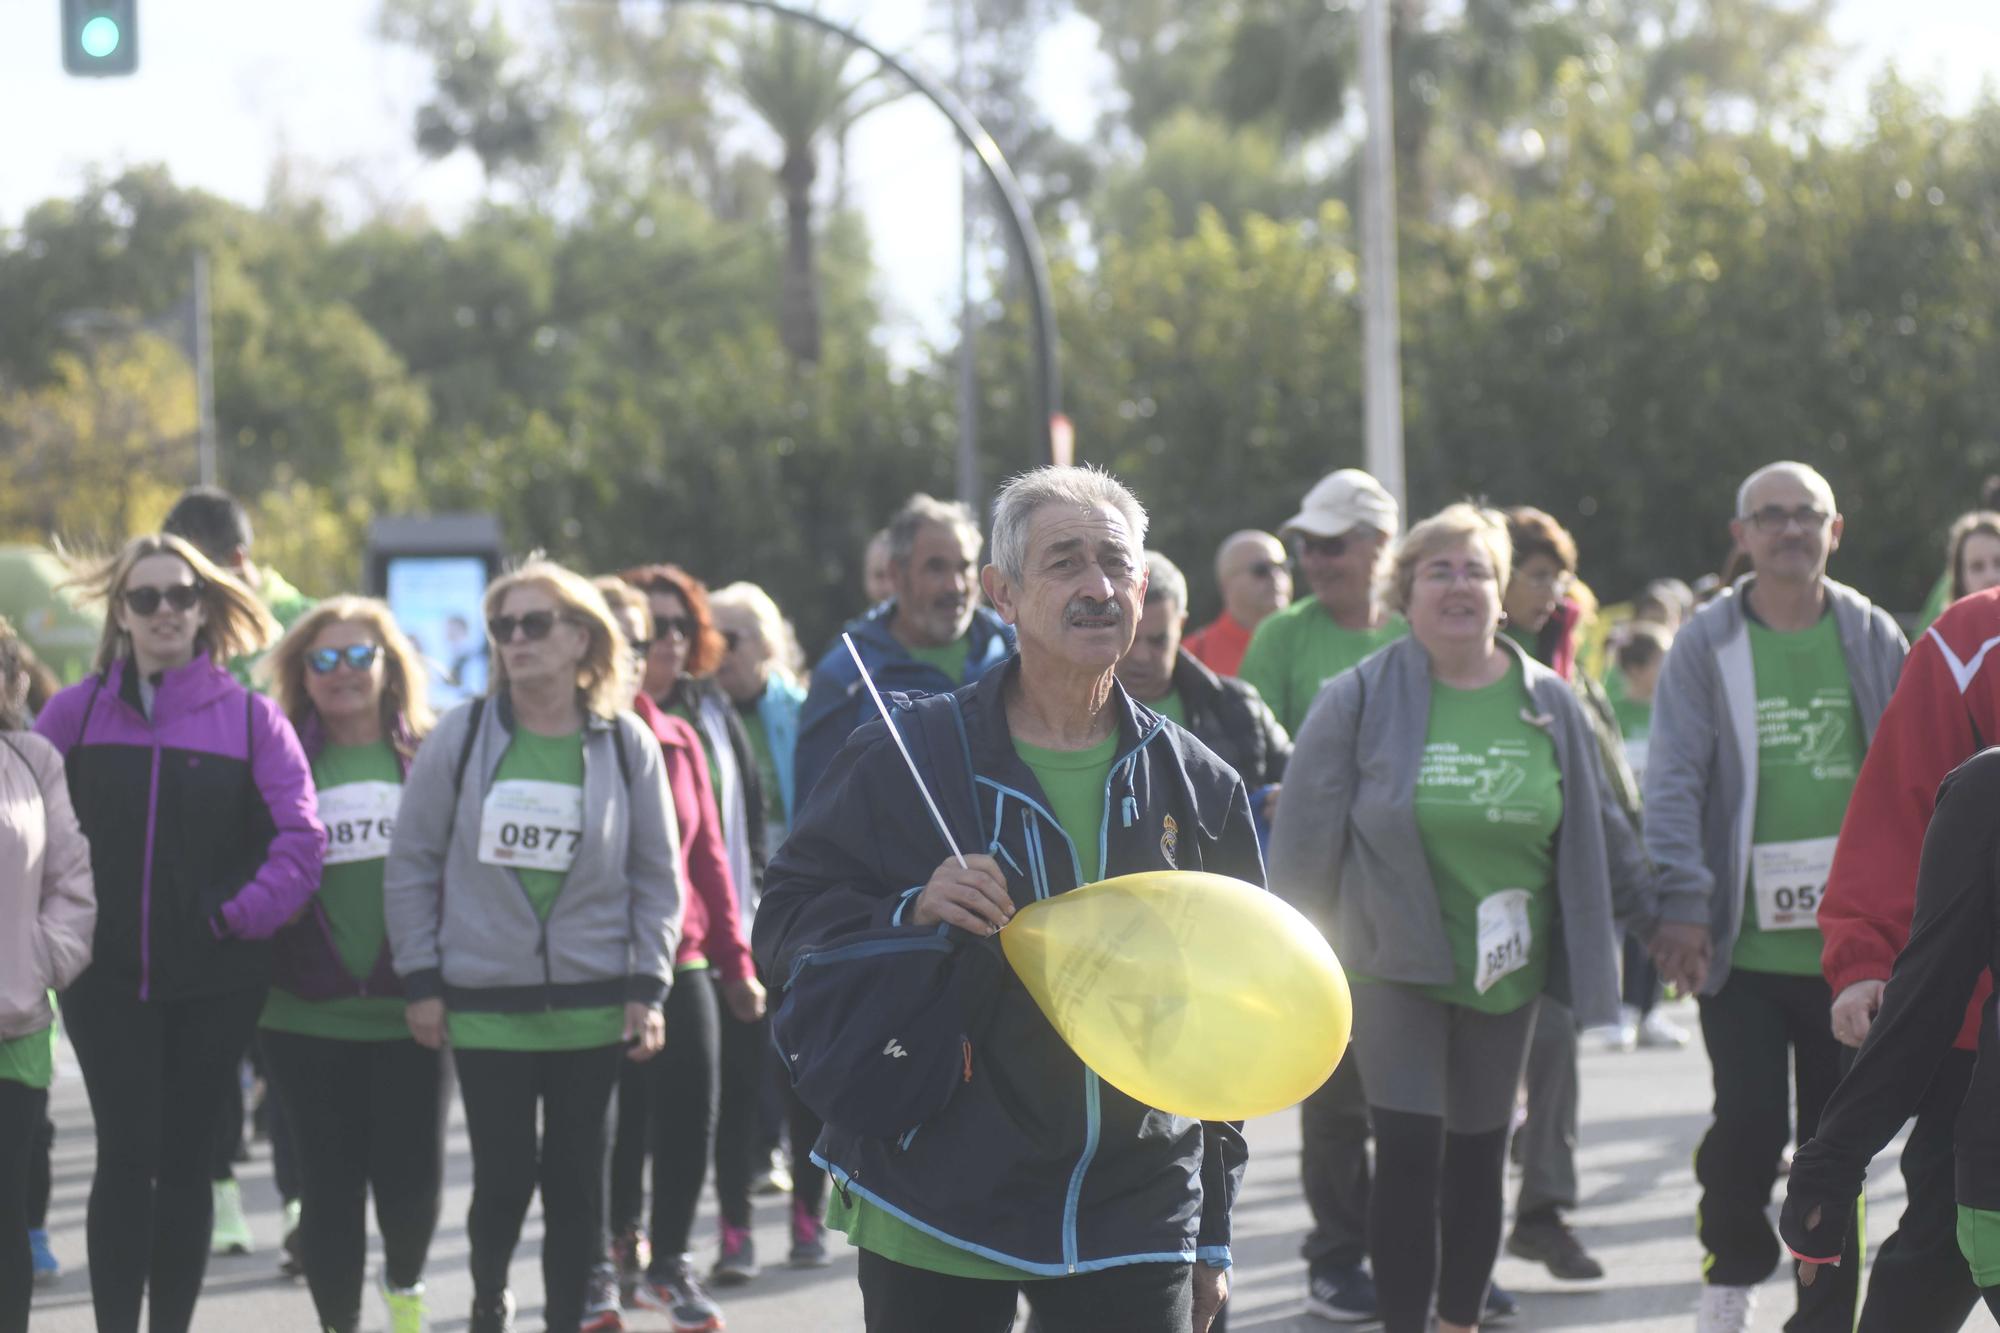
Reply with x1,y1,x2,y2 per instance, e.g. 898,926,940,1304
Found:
27,1000,1995,1331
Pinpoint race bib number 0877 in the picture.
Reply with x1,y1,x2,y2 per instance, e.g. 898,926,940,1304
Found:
478,780,585,874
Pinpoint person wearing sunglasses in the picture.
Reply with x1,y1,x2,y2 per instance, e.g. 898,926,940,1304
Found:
620,562,794,1286
1181,530,1292,679
588,579,752,1332
252,597,444,1333
1270,504,1662,1333
385,559,681,1333
1643,461,1908,1333
33,534,325,1333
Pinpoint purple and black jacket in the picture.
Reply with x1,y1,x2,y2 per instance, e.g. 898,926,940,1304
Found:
35,657,326,1002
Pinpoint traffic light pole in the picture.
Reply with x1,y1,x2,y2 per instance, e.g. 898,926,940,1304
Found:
668,0,1062,471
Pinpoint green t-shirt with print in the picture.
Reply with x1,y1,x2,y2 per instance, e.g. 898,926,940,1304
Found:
906,635,970,687
825,730,1121,1279
1238,599,1408,735
1735,615,1863,977
449,727,624,1052
0,1021,54,1090
261,741,409,1042
1405,659,1563,1013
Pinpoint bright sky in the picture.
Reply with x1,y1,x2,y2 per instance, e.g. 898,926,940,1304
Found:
0,0,1993,352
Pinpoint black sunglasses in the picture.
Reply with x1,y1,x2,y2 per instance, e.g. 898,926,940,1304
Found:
122,582,204,616
489,611,567,643
1296,535,1349,559
1247,560,1291,579
307,644,381,675
626,636,654,657
657,615,698,642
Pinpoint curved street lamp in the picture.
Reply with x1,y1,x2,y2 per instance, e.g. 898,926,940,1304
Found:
670,0,1063,469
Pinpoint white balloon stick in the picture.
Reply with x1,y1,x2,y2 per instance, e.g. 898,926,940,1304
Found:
843,633,968,870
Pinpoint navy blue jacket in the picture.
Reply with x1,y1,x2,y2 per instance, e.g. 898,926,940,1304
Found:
793,601,1014,806
754,657,1263,1275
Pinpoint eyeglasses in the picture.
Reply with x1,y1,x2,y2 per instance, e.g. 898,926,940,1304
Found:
1519,569,1574,595
122,582,205,616
1296,535,1349,559
488,611,569,643
1741,505,1832,534
1247,561,1290,580
307,644,381,674
656,615,697,642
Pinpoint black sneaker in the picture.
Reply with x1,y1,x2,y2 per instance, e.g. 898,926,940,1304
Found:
1485,1281,1520,1324
470,1289,516,1333
1304,1262,1378,1323
1507,1214,1606,1281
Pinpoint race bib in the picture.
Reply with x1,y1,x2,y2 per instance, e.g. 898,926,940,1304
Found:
1750,836,1835,931
1475,888,1534,995
318,781,401,865
478,780,585,874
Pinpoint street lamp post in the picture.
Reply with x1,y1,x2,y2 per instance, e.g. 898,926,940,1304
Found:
672,0,1062,472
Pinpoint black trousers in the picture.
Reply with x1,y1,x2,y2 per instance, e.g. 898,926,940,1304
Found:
262,1031,451,1333
1370,1109,1509,1333
609,970,718,1257
29,1116,52,1228
0,1079,47,1333
1856,1046,1979,1333
1695,969,1859,1330
1299,1053,1371,1272
62,975,265,1333
456,1044,624,1333
714,1003,828,1228
857,1248,1192,1333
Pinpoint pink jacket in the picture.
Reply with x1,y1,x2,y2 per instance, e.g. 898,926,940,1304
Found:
0,731,95,1040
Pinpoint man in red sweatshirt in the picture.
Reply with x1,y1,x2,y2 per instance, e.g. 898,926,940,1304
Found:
1816,585,2000,1331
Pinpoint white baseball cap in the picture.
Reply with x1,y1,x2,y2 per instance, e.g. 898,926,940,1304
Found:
1281,469,1400,540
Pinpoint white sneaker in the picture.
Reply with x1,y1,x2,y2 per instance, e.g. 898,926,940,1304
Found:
1696,1283,1756,1333
1639,1009,1691,1049
1582,1006,1639,1053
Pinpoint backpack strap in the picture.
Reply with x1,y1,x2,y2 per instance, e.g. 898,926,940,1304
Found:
454,696,487,793
612,719,631,786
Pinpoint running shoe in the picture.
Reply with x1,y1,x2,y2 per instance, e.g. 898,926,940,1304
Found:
1638,1008,1691,1049
711,1223,757,1285
1696,1283,1756,1333
1303,1262,1377,1323
380,1274,427,1333
278,1198,304,1278
211,1178,255,1256
789,1196,831,1268
580,1266,625,1332
612,1226,651,1305
751,1147,792,1197
634,1253,726,1332
1507,1212,1605,1281
469,1288,516,1333
1485,1281,1520,1325
28,1227,59,1283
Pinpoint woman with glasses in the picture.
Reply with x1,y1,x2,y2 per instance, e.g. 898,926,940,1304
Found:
592,579,750,1332
385,559,682,1333
1270,505,1668,1333
34,534,324,1333
619,564,776,1284
254,597,444,1333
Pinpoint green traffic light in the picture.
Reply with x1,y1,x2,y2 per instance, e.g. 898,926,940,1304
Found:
79,15,121,58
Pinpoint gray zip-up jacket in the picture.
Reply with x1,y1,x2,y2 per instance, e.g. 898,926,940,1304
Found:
1641,576,1906,995
385,695,684,1013
1268,634,1653,1028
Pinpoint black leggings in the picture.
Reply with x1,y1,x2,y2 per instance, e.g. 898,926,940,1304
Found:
714,1002,826,1227
609,969,720,1258
1370,1108,1510,1333
858,1248,1192,1333
62,976,265,1333
262,1031,450,1333
1,1079,47,1333
456,1043,623,1333
30,1116,52,1228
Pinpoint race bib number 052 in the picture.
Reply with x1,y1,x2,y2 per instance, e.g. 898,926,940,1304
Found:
478,780,585,874
1750,836,1835,932
318,780,401,866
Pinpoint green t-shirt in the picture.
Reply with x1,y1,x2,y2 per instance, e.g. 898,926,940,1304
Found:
1604,666,1652,743
669,697,723,809
1147,688,1186,727
261,741,409,1042
449,728,623,1052
1403,660,1563,1013
906,635,970,686
1238,599,1409,735
827,729,1121,1278
0,1022,55,1090
1735,616,1863,976
739,699,788,844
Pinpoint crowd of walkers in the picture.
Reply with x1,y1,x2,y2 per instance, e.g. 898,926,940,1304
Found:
9,461,2000,1333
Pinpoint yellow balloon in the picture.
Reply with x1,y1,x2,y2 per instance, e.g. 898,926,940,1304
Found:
999,870,1352,1121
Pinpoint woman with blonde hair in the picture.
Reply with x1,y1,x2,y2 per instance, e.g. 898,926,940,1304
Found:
385,558,684,1333
256,597,446,1333
33,534,324,1333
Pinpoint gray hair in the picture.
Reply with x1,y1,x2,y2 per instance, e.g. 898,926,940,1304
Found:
887,494,982,565
989,466,1150,583
710,580,806,684
1736,461,1835,519
1144,551,1188,612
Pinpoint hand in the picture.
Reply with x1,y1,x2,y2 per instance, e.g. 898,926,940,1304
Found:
1191,1261,1228,1333
910,854,1014,934
1261,785,1282,823
624,1001,666,1060
1797,1205,1840,1288
1650,921,1712,996
405,998,446,1050
1830,979,1886,1048
722,974,767,1024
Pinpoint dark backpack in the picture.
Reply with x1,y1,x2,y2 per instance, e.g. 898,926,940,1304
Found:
769,691,1005,1141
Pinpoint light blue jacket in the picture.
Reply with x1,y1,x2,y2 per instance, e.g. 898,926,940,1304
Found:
755,674,806,835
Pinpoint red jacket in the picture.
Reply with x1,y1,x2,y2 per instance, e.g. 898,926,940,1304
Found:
636,694,752,982
1821,587,2000,1050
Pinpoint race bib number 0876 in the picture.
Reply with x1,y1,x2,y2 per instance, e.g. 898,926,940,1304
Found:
478,780,585,874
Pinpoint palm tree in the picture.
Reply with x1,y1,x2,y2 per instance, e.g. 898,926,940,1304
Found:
731,17,899,366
